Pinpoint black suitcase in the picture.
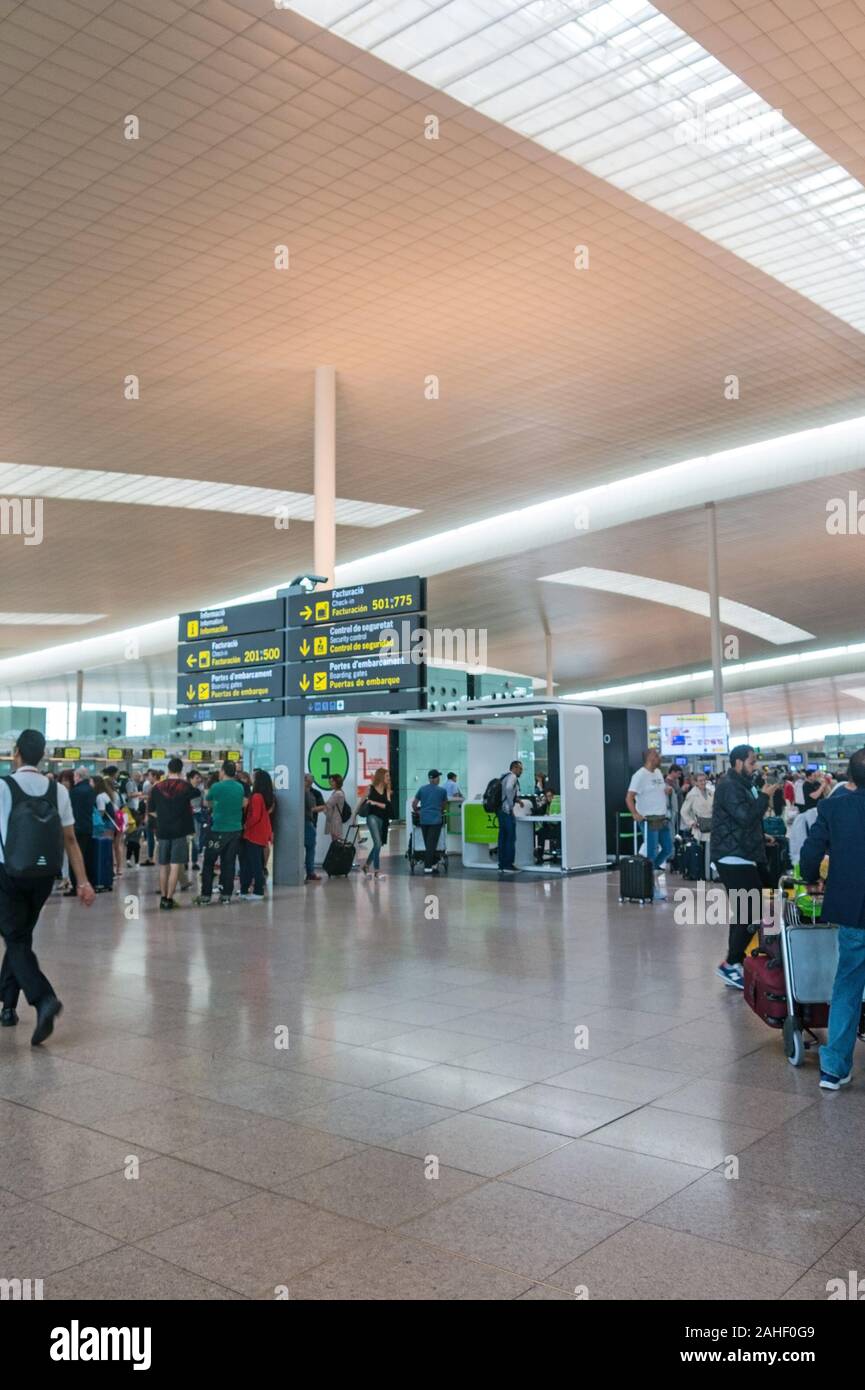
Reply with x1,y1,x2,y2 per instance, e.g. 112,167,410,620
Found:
618,855,654,905
323,826,358,878
87,836,114,892
682,837,705,881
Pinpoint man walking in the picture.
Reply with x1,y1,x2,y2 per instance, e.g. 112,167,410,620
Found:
412,770,448,875
800,748,865,1090
0,730,95,1043
148,757,196,911
304,773,324,882
497,760,524,874
626,748,673,901
711,745,778,989
65,765,95,896
194,759,246,905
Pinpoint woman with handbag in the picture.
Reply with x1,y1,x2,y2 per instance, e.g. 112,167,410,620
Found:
361,768,392,879
323,774,348,842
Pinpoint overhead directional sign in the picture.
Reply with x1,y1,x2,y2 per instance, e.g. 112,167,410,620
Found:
287,613,422,664
285,689,426,717
178,631,284,673
288,577,425,628
287,656,422,699
177,665,284,706
178,598,285,643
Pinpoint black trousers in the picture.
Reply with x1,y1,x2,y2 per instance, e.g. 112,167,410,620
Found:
717,862,766,966
421,823,441,869
201,831,240,900
239,841,265,895
0,865,55,1009
68,830,91,890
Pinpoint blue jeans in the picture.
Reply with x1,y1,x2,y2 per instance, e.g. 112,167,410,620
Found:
498,810,516,869
365,815,383,871
642,821,673,870
821,926,865,1078
304,821,317,878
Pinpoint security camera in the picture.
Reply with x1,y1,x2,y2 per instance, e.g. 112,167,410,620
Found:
290,574,329,593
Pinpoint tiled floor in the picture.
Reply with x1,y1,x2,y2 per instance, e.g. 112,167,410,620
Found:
1,862,857,1300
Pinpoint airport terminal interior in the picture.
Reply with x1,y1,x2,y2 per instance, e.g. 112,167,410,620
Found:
4,0,865,1312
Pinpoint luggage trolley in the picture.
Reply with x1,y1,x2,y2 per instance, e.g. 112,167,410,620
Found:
777,877,865,1067
406,812,449,876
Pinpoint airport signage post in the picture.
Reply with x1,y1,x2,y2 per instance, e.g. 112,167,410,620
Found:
176,600,286,717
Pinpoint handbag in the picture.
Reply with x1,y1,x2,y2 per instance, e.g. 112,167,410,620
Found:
646,815,668,831
697,816,713,834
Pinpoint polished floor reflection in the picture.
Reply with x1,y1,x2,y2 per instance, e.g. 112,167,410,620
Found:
0,863,857,1300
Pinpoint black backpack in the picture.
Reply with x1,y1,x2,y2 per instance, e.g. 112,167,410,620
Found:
1,776,63,879
482,776,504,814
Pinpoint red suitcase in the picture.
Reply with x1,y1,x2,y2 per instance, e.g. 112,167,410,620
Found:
743,950,787,1028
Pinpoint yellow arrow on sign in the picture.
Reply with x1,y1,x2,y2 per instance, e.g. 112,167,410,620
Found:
300,605,312,621
300,639,310,656
299,674,310,692
186,684,195,701
186,652,197,668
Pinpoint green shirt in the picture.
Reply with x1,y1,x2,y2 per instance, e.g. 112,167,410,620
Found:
207,779,245,832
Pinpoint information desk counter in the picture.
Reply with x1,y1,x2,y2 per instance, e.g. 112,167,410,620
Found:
462,802,563,874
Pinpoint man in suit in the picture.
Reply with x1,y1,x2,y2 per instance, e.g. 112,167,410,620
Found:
800,747,865,1090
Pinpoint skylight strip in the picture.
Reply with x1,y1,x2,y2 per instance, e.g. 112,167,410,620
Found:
0,462,419,527
540,568,813,645
288,0,865,333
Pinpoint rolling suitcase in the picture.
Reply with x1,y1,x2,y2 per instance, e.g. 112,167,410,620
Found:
618,855,654,905
323,825,358,878
681,837,705,881
743,950,787,1028
87,836,114,892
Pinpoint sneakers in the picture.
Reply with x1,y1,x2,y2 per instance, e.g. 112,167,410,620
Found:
305,873,321,882
819,1070,853,1090
241,893,265,902
219,896,232,906
158,896,175,911
192,895,212,907
0,1007,18,1027
716,961,744,989
501,865,518,873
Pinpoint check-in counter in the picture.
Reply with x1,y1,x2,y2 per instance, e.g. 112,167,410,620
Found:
462,801,563,873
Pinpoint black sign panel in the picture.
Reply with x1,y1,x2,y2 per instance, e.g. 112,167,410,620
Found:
286,613,422,664
178,631,284,674
285,689,426,717
178,599,285,643
184,704,276,723
286,656,423,700
177,666,284,707
288,577,425,628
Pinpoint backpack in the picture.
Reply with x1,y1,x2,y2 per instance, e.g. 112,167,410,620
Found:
0,776,63,879
482,776,504,814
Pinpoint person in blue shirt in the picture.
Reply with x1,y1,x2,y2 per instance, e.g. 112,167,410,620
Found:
412,770,449,874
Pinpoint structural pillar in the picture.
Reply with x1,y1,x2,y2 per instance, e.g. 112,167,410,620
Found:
272,585,306,888
545,633,554,698
314,365,336,588
705,502,724,716
75,669,84,741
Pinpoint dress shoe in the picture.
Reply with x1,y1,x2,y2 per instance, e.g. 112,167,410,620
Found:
1,1008,18,1027
31,996,62,1046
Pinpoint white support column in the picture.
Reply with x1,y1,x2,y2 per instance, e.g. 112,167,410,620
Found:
314,365,336,587
545,633,554,698
706,502,724,716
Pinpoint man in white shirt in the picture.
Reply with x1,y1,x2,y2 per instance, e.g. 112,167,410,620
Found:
0,730,94,1044
445,772,464,801
626,749,673,899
